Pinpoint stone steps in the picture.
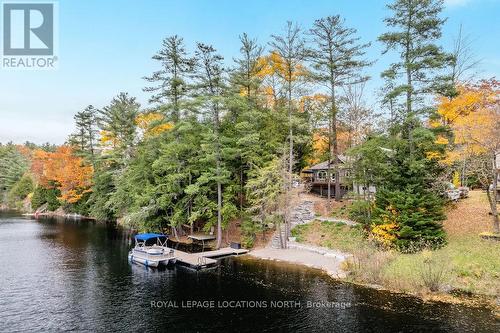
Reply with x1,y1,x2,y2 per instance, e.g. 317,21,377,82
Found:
269,200,316,249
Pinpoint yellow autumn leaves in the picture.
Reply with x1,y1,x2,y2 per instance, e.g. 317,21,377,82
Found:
371,205,399,248
135,113,174,137
100,112,174,146
433,80,499,164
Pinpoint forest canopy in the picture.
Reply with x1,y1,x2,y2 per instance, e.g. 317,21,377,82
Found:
1,0,498,251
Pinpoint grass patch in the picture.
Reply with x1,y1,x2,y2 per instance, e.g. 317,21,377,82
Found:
292,191,500,297
381,235,500,295
292,220,365,253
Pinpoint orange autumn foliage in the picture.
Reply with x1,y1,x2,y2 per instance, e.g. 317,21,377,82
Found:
31,146,93,203
309,131,329,165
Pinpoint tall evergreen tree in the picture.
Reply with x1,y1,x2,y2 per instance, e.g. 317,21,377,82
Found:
270,22,307,176
68,105,98,166
379,0,453,149
193,43,228,249
366,0,452,250
227,34,275,212
98,92,140,162
269,22,307,248
142,35,195,238
0,145,28,200
143,35,193,122
309,15,371,203
231,33,264,101
88,93,140,220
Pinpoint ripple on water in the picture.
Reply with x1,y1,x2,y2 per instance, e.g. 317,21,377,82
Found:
0,213,498,333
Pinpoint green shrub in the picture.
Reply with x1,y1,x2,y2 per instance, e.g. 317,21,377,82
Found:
31,185,61,211
348,200,372,226
7,175,33,207
31,186,46,210
62,191,91,215
241,217,258,248
373,188,446,252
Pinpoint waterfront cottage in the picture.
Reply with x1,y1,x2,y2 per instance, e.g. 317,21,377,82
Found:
302,156,350,198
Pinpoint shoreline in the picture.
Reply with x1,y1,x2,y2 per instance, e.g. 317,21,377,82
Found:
249,245,350,279
247,246,500,313
23,212,95,219
5,208,498,313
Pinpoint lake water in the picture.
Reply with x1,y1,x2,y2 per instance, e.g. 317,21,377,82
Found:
0,212,498,332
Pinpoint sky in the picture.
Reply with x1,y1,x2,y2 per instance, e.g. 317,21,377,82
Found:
0,0,499,144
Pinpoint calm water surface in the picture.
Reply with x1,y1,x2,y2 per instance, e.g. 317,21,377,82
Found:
0,212,498,332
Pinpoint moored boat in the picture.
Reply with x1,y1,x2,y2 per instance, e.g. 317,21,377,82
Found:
128,233,176,268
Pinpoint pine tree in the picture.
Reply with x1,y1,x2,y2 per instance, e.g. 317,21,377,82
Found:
231,33,264,101
245,156,288,247
143,35,193,122
88,93,140,220
98,92,140,162
269,22,307,248
193,43,227,249
226,34,277,212
371,128,447,250
379,0,453,148
141,35,196,238
309,15,371,203
362,0,453,251
0,145,28,198
68,105,98,166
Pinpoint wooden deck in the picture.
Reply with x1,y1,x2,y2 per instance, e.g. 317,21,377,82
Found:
187,234,216,241
172,249,218,269
173,247,248,269
200,247,248,258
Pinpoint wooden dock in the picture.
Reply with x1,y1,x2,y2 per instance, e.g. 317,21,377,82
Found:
173,247,248,269
200,248,249,258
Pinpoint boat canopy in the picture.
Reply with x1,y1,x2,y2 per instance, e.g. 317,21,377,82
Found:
134,233,167,241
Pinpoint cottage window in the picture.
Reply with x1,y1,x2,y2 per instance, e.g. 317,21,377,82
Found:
317,171,327,181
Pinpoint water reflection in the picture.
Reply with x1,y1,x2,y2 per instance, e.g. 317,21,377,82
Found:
0,213,497,332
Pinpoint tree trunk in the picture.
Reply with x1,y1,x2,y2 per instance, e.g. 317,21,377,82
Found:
485,189,499,234
216,180,222,249
214,99,223,250
172,225,179,241
330,85,341,202
327,166,331,202
284,79,294,249
487,154,499,233
405,6,414,159
327,110,332,209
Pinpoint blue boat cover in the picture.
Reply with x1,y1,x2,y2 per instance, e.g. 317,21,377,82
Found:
134,233,167,241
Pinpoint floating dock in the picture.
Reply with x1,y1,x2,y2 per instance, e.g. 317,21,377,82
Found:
173,247,248,269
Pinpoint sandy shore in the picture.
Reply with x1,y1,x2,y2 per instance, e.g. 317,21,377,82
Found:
249,246,349,279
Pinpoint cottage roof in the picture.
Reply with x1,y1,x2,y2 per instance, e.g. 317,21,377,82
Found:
304,155,348,171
